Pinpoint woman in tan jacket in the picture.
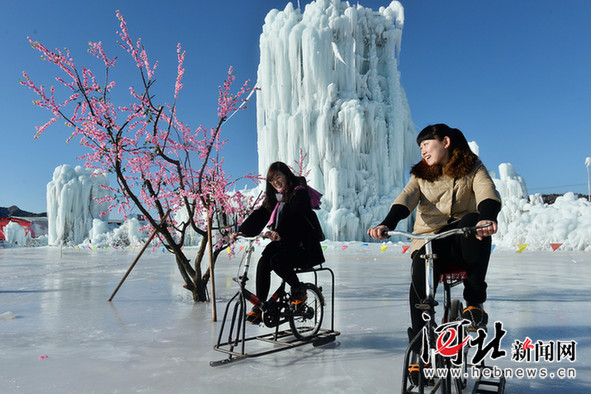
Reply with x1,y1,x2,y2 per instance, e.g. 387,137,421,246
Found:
368,123,501,341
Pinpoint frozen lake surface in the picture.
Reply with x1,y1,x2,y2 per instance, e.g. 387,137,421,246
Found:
1,243,590,393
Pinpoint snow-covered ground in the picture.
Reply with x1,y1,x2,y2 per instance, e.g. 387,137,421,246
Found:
1,242,589,393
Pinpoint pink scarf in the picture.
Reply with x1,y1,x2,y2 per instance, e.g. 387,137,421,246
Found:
267,185,322,228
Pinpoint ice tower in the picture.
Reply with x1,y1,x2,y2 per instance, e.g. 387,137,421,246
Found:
256,0,418,240
46,164,110,245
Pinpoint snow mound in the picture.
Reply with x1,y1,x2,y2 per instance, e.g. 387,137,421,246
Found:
491,162,591,251
494,192,591,251
3,221,31,246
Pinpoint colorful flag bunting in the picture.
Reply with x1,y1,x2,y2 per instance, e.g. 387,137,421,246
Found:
56,240,573,255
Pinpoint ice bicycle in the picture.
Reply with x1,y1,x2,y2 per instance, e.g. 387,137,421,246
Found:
210,236,340,367
386,224,506,394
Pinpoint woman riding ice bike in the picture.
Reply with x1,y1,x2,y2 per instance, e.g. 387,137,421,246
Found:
210,235,338,366
386,224,505,393
368,124,503,392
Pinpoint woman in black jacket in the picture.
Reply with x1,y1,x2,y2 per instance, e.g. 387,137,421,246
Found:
233,161,325,324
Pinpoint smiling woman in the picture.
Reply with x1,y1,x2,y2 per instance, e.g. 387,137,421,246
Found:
368,123,502,345
419,137,450,167
231,161,325,324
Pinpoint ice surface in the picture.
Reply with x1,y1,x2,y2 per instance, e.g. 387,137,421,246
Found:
256,0,418,241
1,244,589,393
46,165,110,245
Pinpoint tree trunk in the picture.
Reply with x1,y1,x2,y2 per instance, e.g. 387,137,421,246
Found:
189,236,209,302
192,277,208,302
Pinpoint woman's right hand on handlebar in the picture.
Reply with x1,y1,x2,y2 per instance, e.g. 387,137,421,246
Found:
230,232,243,242
367,225,390,240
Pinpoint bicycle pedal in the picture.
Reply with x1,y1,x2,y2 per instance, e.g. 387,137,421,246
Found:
289,303,304,312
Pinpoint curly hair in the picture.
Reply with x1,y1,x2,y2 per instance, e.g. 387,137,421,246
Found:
412,124,478,180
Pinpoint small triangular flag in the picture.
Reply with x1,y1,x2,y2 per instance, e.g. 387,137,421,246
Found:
516,244,528,253
239,246,244,253
402,245,410,254
322,245,327,251
342,245,348,251
380,245,389,253
550,243,562,251
491,244,496,254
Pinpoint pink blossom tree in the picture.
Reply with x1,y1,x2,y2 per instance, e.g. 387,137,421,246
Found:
290,149,312,178
21,11,260,301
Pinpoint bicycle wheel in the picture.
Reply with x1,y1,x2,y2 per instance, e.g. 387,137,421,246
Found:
289,283,324,340
438,354,452,394
449,299,468,392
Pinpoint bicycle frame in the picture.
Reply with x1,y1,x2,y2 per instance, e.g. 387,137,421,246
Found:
233,237,267,308
210,236,340,366
387,226,482,304
387,224,496,393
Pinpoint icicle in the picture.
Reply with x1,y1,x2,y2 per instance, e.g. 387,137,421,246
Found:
256,0,418,240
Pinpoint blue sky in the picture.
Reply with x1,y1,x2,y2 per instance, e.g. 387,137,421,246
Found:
1,0,590,214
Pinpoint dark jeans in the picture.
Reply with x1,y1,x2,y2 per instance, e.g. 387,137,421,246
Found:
409,213,491,336
256,241,308,301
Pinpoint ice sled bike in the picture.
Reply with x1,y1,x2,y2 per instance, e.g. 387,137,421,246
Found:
386,224,506,394
210,236,340,367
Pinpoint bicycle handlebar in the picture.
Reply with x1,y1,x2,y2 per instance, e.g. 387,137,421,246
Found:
235,235,261,241
234,234,270,242
385,223,492,242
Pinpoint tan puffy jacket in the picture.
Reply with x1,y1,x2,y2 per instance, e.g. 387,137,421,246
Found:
394,160,501,253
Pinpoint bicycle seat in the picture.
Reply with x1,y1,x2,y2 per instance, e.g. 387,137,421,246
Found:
439,266,467,284
295,264,324,274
